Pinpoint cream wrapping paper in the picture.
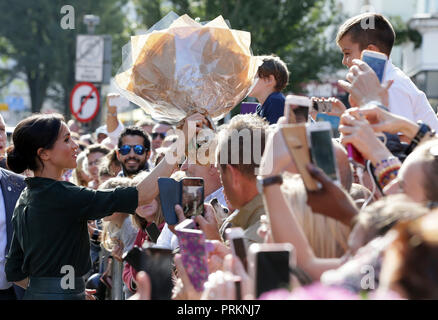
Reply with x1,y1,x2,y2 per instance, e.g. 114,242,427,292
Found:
115,14,260,125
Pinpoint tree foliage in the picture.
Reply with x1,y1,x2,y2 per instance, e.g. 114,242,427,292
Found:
134,0,345,93
0,0,129,116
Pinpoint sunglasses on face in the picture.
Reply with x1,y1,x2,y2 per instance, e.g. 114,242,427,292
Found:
152,132,166,140
119,145,147,156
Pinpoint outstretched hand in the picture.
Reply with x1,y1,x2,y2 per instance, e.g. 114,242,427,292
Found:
305,163,358,227
338,59,393,107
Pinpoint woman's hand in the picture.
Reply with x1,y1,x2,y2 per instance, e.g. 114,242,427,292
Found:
172,254,203,300
353,105,420,140
201,254,253,300
259,122,297,177
305,163,358,227
338,59,393,107
311,97,347,117
194,204,221,241
339,109,392,165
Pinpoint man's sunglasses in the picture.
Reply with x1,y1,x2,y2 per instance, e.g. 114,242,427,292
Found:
119,145,148,156
152,132,166,140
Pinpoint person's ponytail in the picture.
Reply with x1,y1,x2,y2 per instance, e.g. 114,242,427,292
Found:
7,145,29,174
6,113,64,174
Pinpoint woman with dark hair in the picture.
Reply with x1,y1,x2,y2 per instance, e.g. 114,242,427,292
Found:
4,113,205,300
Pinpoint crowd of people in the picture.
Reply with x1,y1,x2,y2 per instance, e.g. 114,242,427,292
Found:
1,12,438,301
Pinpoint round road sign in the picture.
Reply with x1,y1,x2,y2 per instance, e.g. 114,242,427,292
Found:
70,82,100,123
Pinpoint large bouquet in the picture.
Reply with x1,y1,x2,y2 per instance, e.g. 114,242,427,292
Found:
115,13,260,125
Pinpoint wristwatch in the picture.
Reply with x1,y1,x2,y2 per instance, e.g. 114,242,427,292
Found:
256,175,283,194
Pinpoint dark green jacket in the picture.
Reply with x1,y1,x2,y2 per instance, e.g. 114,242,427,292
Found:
5,177,138,281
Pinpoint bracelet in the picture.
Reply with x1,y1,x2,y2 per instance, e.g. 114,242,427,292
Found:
405,121,435,155
107,111,118,117
374,157,401,189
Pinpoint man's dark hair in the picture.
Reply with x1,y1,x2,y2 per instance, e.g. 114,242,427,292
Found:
336,13,396,56
118,126,151,151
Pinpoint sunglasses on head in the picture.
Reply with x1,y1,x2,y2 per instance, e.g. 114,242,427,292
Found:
152,132,166,140
119,145,147,156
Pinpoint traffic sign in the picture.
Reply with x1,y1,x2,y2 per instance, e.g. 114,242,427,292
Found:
70,82,100,123
75,35,104,82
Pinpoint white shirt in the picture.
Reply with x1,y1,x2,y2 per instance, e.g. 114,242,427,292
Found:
384,61,438,130
102,120,125,147
0,187,11,290
156,223,179,251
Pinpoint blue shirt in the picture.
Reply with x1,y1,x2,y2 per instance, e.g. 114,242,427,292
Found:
256,92,285,124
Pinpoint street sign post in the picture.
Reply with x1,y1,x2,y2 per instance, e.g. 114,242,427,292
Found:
75,35,104,82
70,82,100,123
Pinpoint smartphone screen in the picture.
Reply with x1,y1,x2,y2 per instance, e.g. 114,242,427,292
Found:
285,95,310,124
181,178,204,218
232,237,248,271
309,127,338,182
292,106,309,123
362,53,387,83
255,250,290,298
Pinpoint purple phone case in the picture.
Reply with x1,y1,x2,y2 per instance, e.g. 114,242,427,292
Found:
175,228,209,292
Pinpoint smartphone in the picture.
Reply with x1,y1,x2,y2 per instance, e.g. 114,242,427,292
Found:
174,220,209,292
313,100,333,113
181,178,205,218
281,124,319,191
122,246,174,300
248,243,295,298
145,222,161,244
361,50,388,83
225,227,248,271
285,95,311,124
307,122,340,184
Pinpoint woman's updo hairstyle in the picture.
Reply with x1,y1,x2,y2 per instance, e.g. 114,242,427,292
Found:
7,113,65,173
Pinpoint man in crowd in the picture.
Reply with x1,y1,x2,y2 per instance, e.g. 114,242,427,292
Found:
117,127,151,178
215,114,269,245
0,172,25,299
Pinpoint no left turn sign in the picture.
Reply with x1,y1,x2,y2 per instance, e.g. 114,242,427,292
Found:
70,82,100,123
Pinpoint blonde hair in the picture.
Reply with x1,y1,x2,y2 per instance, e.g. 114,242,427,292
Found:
99,177,132,251
281,173,351,258
72,151,89,186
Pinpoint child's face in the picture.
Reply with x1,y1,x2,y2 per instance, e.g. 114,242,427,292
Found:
338,34,363,69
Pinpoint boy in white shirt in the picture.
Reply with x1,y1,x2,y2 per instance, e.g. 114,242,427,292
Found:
336,13,438,130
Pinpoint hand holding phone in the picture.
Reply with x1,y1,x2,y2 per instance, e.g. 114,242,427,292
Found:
248,243,295,298
174,220,209,292
281,124,319,191
361,50,388,84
